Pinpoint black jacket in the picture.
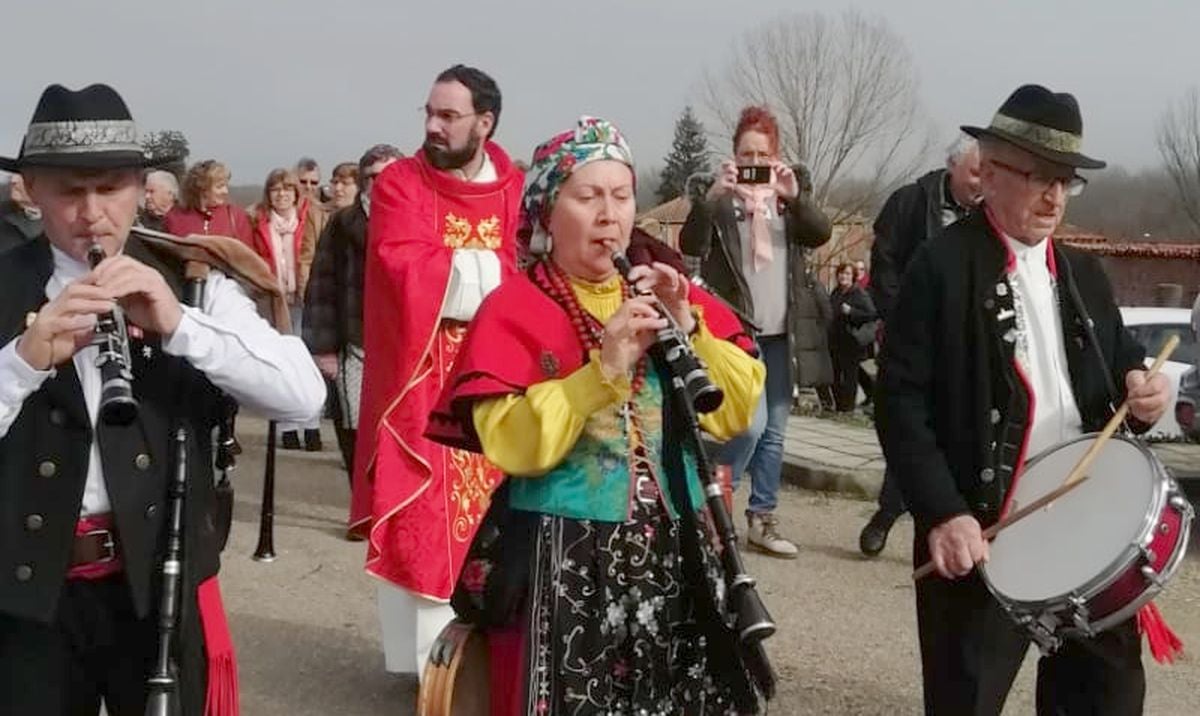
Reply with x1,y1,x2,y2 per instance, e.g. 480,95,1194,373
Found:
304,203,367,352
0,202,41,254
829,284,877,358
0,237,225,624
869,169,954,321
876,212,1147,533
680,192,833,385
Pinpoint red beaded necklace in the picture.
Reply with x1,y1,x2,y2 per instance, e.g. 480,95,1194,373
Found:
530,259,664,511
531,259,648,395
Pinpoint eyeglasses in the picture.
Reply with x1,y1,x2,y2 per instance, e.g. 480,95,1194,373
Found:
420,106,477,124
989,158,1087,197
298,179,320,187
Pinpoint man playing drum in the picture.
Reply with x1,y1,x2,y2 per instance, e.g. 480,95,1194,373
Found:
877,84,1172,715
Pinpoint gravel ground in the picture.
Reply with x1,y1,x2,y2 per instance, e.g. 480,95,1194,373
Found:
209,419,1200,715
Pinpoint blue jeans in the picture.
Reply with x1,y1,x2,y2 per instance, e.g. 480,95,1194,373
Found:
721,335,791,514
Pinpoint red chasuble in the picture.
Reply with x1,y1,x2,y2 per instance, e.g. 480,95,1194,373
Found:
351,143,522,599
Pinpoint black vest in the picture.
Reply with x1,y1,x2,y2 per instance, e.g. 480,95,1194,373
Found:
0,236,224,623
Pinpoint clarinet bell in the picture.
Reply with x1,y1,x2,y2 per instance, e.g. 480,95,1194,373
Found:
143,686,179,716
99,390,138,426
732,585,776,644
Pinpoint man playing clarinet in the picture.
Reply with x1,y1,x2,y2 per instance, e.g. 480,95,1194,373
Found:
0,83,325,715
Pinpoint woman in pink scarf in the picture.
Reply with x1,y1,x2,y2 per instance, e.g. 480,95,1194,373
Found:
252,168,323,450
680,106,833,558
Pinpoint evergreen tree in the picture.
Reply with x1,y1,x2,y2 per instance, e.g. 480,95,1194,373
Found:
656,106,711,204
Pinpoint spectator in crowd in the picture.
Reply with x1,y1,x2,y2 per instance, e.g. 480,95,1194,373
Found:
296,156,322,203
828,262,877,412
295,156,330,270
138,169,178,232
854,259,869,288
252,167,324,451
858,134,981,557
329,162,359,210
164,159,253,244
851,258,876,405
0,174,41,251
304,144,404,476
680,105,832,558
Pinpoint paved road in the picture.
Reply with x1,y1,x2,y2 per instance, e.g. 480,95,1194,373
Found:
218,419,1200,715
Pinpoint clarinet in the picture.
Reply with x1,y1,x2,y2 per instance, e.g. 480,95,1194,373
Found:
87,242,139,425
144,259,211,715
610,252,724,414
611,251,778,699
145,428,188,716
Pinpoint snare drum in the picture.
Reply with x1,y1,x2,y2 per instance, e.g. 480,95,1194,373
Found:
982,434,1193,651
419,620,490,716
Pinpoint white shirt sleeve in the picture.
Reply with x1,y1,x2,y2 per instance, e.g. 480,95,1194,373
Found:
0,337,54,439
441,249,503,321
161,271,326,422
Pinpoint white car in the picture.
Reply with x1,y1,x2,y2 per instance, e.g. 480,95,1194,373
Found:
1119,307,1198,438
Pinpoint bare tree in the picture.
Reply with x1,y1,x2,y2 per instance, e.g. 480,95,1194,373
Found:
699,10,934,221
1156,88,1200,236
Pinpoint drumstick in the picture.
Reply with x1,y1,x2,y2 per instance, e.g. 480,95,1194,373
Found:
912,334,1179,581
911,474,1091,581
1058,334,1179,490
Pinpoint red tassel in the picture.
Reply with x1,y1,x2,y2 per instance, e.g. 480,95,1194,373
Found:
198,577,240,716
1137,601,1184,665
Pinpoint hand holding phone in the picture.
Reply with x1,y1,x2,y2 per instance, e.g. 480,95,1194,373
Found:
736,165,772,184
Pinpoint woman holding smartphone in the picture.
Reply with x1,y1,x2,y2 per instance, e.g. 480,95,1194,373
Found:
680,105,832,558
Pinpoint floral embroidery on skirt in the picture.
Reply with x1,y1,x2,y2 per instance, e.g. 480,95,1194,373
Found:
523,497,737,715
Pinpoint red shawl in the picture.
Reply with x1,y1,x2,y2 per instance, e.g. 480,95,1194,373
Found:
427,261,756,452
351,143,523,597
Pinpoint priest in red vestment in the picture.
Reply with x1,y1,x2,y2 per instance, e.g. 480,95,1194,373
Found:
350,65,523,677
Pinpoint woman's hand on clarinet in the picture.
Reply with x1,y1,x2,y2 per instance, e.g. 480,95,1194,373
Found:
599,296,667,380
626,261,696,334
1125,369,1171,425
927,514,988,579
16,281,113,370
90,255,183,336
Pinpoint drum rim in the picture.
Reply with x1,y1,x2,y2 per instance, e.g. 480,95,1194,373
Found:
981,433,1174,620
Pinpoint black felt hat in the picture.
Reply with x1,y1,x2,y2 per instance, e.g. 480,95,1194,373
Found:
962,84,1105,169
0,83,165,172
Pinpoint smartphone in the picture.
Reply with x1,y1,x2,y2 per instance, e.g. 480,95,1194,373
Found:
736,165,772,184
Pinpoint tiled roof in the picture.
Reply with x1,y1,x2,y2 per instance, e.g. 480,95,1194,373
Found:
637,197,691,223
1060,239,1200,260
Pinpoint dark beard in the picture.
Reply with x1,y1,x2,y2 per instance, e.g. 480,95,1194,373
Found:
424,133,481,170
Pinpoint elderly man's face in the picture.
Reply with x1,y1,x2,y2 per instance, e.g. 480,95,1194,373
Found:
948,146,982,208
981,143,1078,245
297,168,320,200
144,178,175,216
23,167,141,262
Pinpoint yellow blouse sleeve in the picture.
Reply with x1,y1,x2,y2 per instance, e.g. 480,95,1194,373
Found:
691,320,765,441
472,352,631,477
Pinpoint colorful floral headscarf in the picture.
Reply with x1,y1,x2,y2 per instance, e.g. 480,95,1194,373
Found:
519,116,634,256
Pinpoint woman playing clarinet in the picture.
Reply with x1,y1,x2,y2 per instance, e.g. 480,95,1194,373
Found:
427,117,767,715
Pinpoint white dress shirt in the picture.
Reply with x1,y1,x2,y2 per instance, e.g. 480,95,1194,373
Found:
441,152,503,322
1003,235,1084,460
0,245,327,515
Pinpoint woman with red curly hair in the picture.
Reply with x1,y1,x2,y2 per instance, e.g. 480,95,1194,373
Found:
680,106,832,558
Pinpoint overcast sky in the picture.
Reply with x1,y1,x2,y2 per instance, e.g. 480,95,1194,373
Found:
3,0,1197,184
